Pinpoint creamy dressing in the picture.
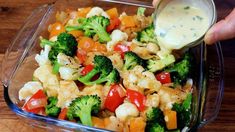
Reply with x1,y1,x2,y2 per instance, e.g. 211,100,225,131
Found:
155,1,209,50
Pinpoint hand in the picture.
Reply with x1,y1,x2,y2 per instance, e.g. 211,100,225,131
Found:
204,8,235,44
152,0,235,44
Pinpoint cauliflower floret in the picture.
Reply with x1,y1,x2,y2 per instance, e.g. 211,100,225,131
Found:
104,116,124,131
107,52,124,71
107,30,128,51
66,18,80,27
130,42,159,59
33,64,59,97
59,67,80,81
57,81,80,108
157,48,171,59
57,53,81,80
122,65,161,93
115,102,139,121
145,93,160,108
84,52,103,66
19,81,43,101
119,12,127,19
158,86,188,110
86,7,110,18
35,45,51,66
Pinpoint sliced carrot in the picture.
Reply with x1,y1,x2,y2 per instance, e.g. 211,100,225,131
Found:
164,110,177,130
106,8,119,19
78,37,107,52
58,108,68,120
92,116,105,129
104,117,111,127
78,37,96,52
48,22,65,38
121,15,137,28
68,30,84,38
129,117,146,132
77,7,92,18
94,42,107,52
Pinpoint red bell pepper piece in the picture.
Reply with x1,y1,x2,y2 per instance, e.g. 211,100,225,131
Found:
114,43,130,58
104,84,126,112
126,89,146,111
106,17,121,32
156,72,172,84
81,64,94,76
22,89,47,114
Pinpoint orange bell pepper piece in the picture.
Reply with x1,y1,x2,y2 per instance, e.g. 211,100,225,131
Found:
121,15,137,28
77,7,92,18
129,117,146,132
106,8,119,19
164,109,177,130
92,116,105,129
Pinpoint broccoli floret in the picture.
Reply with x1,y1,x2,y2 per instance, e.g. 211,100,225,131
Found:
85,68,120,85
66,16,111,43
145,107,166,130
146,107,165,124
45,97,61,117
40,32,77,73
67,95,101,126
123,51,145,70
172,93,192,129
137,24,158,44
145,107,166,132
147,54,175,72
78,55,119,85
146,123,164,132
164,52,193,84
137,7,146,16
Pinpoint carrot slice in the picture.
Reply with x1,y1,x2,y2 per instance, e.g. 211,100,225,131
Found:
58,108,68,120
68,30,84,38
48,22,65,39
92,116,105,129
77,7,92,18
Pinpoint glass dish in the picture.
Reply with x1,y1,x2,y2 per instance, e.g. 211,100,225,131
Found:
1,0,224,131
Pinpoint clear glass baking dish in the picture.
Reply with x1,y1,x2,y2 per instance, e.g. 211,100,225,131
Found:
1,0,224,131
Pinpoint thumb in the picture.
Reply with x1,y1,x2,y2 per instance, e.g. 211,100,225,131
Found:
204,8,235,44
152,0,160,7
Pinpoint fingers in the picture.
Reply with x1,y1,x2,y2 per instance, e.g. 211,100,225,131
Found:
204,8,235,44
152,0,160,7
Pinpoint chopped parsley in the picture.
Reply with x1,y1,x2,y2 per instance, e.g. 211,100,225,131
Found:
184,6,190,10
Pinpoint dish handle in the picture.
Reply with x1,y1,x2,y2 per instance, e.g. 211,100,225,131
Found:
198,43,224,127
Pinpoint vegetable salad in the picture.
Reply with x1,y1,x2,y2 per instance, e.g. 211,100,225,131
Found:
19,6,194,131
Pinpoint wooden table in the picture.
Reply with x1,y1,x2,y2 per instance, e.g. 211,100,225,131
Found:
0,0,234,131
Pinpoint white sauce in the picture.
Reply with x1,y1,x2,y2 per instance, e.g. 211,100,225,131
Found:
155,1,209,50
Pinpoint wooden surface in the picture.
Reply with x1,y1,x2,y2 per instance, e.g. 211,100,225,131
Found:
0,0,235,131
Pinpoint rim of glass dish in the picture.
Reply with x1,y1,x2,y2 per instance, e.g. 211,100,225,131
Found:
2,0,223,131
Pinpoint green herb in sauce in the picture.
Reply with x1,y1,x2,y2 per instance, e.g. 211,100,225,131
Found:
196,15,203,21
184,6,190,10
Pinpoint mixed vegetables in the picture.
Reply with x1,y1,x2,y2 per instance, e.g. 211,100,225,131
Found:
19,6,194,132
